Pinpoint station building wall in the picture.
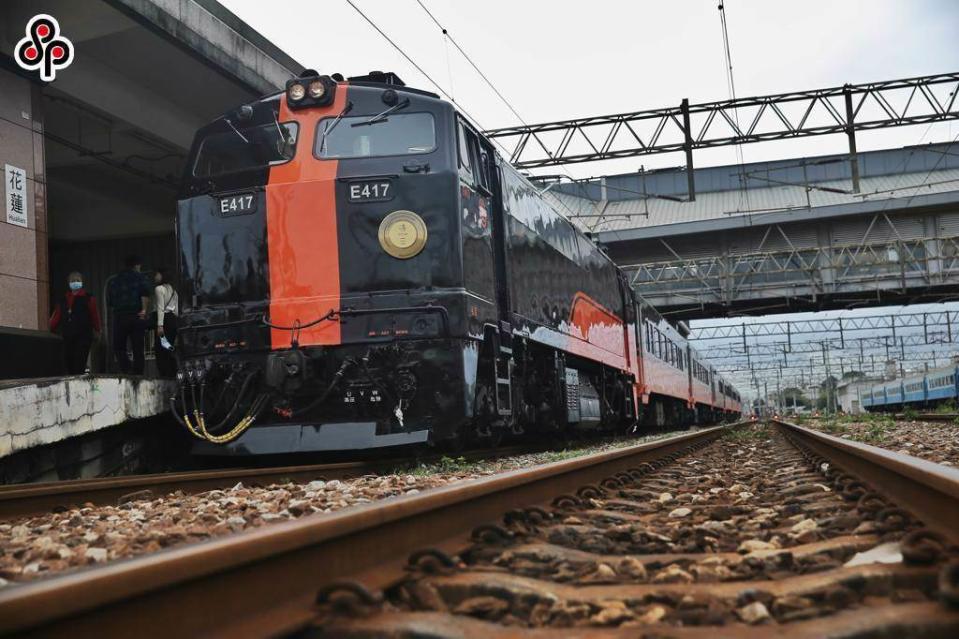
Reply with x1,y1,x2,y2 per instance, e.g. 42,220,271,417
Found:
0,66,47,331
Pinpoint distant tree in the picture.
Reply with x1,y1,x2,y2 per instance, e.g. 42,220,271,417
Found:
818,375,838,411
842,370,865,380
781,386,811,408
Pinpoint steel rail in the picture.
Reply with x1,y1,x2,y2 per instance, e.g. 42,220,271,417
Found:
0,462,371,519
773,418,959,545
893,413,959,422
0,445,537,519
0,425,726,637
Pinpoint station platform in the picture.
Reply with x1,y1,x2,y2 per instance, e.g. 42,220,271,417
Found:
0,375,174,460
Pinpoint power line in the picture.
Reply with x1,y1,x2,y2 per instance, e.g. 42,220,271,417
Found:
717,1,750,213
414,0,531,130
342,0,489,133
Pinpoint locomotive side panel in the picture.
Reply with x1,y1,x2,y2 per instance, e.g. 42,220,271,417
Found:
455,118,499,337
500,164,627,371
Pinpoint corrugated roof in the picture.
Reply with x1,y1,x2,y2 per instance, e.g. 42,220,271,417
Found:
546,168,959,235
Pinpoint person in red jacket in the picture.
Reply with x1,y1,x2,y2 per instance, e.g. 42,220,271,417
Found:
49,271,102,374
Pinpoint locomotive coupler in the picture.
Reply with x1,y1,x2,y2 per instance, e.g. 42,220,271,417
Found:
265,349,308,395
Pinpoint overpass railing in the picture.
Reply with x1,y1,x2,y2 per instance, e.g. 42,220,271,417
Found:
627,234,959,308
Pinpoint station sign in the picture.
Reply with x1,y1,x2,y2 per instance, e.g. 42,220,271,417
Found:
5,164,29,228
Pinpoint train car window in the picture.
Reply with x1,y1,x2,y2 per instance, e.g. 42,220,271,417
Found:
463,128,490,192
480,150,494,191
315,113,436,159
194,122,298,177
457,121,473,180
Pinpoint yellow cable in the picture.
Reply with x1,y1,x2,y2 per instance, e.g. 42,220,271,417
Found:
197,403,261,444
177,393,263,444
182,413,206,440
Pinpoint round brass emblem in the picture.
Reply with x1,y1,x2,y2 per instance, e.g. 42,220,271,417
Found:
378,210,428,259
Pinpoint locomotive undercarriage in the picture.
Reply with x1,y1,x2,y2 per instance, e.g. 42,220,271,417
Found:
175,337,473,455
174,325,638,455
470,332,637,444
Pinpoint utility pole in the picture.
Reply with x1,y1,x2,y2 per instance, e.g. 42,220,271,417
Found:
776,366,783,413
822,342,834,414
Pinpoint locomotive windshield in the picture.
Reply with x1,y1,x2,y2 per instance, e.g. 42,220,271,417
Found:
315,112,435,159
193,121,299,177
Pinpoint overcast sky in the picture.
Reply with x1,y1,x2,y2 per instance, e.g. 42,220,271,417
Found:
220,0,959,178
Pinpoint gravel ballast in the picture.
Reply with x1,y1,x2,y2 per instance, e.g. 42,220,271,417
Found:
0,428,709,586
801,416,959,466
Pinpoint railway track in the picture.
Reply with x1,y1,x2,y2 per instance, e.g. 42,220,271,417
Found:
2,420,958,637
894,413,959,422
0,444,537,519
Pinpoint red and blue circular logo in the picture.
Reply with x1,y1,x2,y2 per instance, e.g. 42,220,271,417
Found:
15,14,73,82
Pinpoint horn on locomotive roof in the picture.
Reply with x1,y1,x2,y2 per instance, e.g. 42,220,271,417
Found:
348,71,406,86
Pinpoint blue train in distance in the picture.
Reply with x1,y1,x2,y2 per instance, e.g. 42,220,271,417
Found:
861,364,958,411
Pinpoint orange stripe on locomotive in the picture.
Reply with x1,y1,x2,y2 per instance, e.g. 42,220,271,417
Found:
265,85,350,348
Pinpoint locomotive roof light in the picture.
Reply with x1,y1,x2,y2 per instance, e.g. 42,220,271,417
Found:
285,74,336,109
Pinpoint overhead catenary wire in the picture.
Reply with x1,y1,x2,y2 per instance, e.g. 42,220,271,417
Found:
342,0,492,138
414,0,532,132
717,1,751,213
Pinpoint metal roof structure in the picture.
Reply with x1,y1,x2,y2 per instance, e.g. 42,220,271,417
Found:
541,142,959,237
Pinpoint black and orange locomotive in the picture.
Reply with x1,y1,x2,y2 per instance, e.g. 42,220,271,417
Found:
173,70,739,455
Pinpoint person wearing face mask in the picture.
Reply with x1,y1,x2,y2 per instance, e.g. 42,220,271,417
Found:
153,267,179,378
107,255,151,375
49,271,102,374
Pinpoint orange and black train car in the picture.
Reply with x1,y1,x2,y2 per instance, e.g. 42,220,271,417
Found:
173,70,740,455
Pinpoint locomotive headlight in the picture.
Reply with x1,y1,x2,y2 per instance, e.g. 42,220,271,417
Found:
285,74,335,109
378,210,428,259
288,83,306,101
308,80,326,99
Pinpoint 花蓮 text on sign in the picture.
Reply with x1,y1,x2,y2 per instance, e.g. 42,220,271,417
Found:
5,165,29,228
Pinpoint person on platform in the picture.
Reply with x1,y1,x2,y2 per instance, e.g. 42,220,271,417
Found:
107,255,150,375
153,267,179,378
49,271,101,374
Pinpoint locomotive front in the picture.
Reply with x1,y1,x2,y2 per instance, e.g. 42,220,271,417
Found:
173,71,480,454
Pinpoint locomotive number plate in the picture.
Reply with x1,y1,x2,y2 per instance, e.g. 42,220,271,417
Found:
217,193,256,216
348,180,393,202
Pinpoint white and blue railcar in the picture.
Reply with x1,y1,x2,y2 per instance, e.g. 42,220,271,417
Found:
902,375,926,404
865,364,959,411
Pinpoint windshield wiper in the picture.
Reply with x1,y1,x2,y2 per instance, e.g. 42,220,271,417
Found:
224,117,249,144
318,100,354,155
350,98,410,127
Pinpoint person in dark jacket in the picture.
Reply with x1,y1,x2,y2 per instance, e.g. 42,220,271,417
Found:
107,255,150,375
49,271,102,374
